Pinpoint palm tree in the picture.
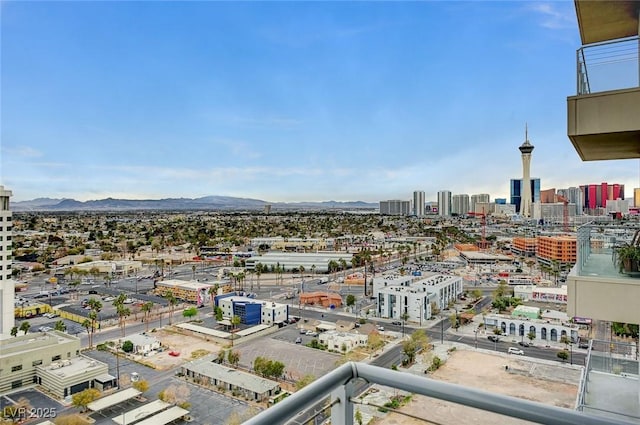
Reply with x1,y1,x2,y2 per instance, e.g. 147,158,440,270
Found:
19,321,30,335
255,263,263,290
82,319,92,346
10,326,18,337
230,315,241,347
54,320,66,332
208,285,219,317
339,259,347,283
116,304,131,337
141,302,154,332
165,292,179,325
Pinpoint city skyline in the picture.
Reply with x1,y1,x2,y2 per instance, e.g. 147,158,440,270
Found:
2,1,639,203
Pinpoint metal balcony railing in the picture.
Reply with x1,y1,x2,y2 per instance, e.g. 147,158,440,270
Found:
243,362,636,425
577,36,640,95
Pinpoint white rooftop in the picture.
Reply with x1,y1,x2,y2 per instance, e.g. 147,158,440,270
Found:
87,388,141,412
132,406,189,425
112,400,171,425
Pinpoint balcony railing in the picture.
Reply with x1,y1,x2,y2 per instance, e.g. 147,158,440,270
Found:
578,339,639,422
574,223,640,279
577,36,639,95
243,362,636,425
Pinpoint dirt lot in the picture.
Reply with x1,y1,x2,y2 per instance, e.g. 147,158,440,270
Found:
386,350,579,425
140,329,224,370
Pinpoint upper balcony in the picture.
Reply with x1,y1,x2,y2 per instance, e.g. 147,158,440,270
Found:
567,36,640,161
566,1,639,161
567,224,640,323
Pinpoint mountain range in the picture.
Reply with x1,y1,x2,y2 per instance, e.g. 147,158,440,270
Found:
11,196,377,212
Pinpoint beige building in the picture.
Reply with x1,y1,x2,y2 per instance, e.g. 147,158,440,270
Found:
318,330,368,353
0,330,109,398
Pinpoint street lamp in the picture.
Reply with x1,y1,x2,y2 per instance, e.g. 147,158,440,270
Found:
474,328,478,349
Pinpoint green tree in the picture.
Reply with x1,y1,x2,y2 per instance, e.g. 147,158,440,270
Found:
121,340,134,353
402,329,429,364
227,350,240,368
19,321,31,335
10,326,18,337
346,294,356,307
71,388,101,413
527,331,536,344
132,379,149,393
183,307,198,319
557,350,569,362
54,320,67,332
471,289,483,301
214,306,223,321
230,315,241,346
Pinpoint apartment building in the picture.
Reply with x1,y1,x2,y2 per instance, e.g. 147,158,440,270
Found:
373,274,463,322
511,237,537,258
1,186,14,335
566,1,640,420
379,200,411,216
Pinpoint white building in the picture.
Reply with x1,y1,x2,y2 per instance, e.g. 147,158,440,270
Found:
373,274,463,322
413,191,425,217
0,186,14,335
244,252,353,273
126,333,161,355
483,312,579,343
379,200,411,216
452,194,470,216
318,331,368,353
216,295,289,326
437,191,452,216
470,194,490,214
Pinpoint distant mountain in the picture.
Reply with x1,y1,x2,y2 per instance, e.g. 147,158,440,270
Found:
11,196,377,212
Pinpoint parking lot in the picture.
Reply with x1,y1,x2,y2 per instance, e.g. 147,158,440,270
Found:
238,326,341,380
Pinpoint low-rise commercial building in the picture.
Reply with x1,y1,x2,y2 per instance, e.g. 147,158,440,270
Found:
244,252,353,273
0,331,109,398
215,295,289,325
155,279,213,305
181,354,281,402
318,331,368,353
483,310,579,343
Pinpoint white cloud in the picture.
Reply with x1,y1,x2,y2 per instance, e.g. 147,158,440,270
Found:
529,2,575,30
2,145,44,158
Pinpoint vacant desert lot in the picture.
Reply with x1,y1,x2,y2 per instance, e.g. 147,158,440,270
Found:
386,350,579,425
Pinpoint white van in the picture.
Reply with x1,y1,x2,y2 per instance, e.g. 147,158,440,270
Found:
508,347,524,355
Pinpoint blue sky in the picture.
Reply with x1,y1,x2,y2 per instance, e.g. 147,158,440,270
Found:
2,1,637,203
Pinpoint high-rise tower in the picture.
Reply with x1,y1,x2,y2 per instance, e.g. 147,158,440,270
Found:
413,191,425,217
519,126,535,217
0,186,14,335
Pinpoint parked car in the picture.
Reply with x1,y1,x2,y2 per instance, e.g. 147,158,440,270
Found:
518,341,530,347
168,351,180,357
376,326,385,331
391,321,402,325
508,347,524,355
38,326,52,332
295,337,302,344
300,329,307,334
488,335,501,342
306,331,318,337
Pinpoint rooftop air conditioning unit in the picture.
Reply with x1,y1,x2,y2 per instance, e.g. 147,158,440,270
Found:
50,362,61,370
62,359,71,366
